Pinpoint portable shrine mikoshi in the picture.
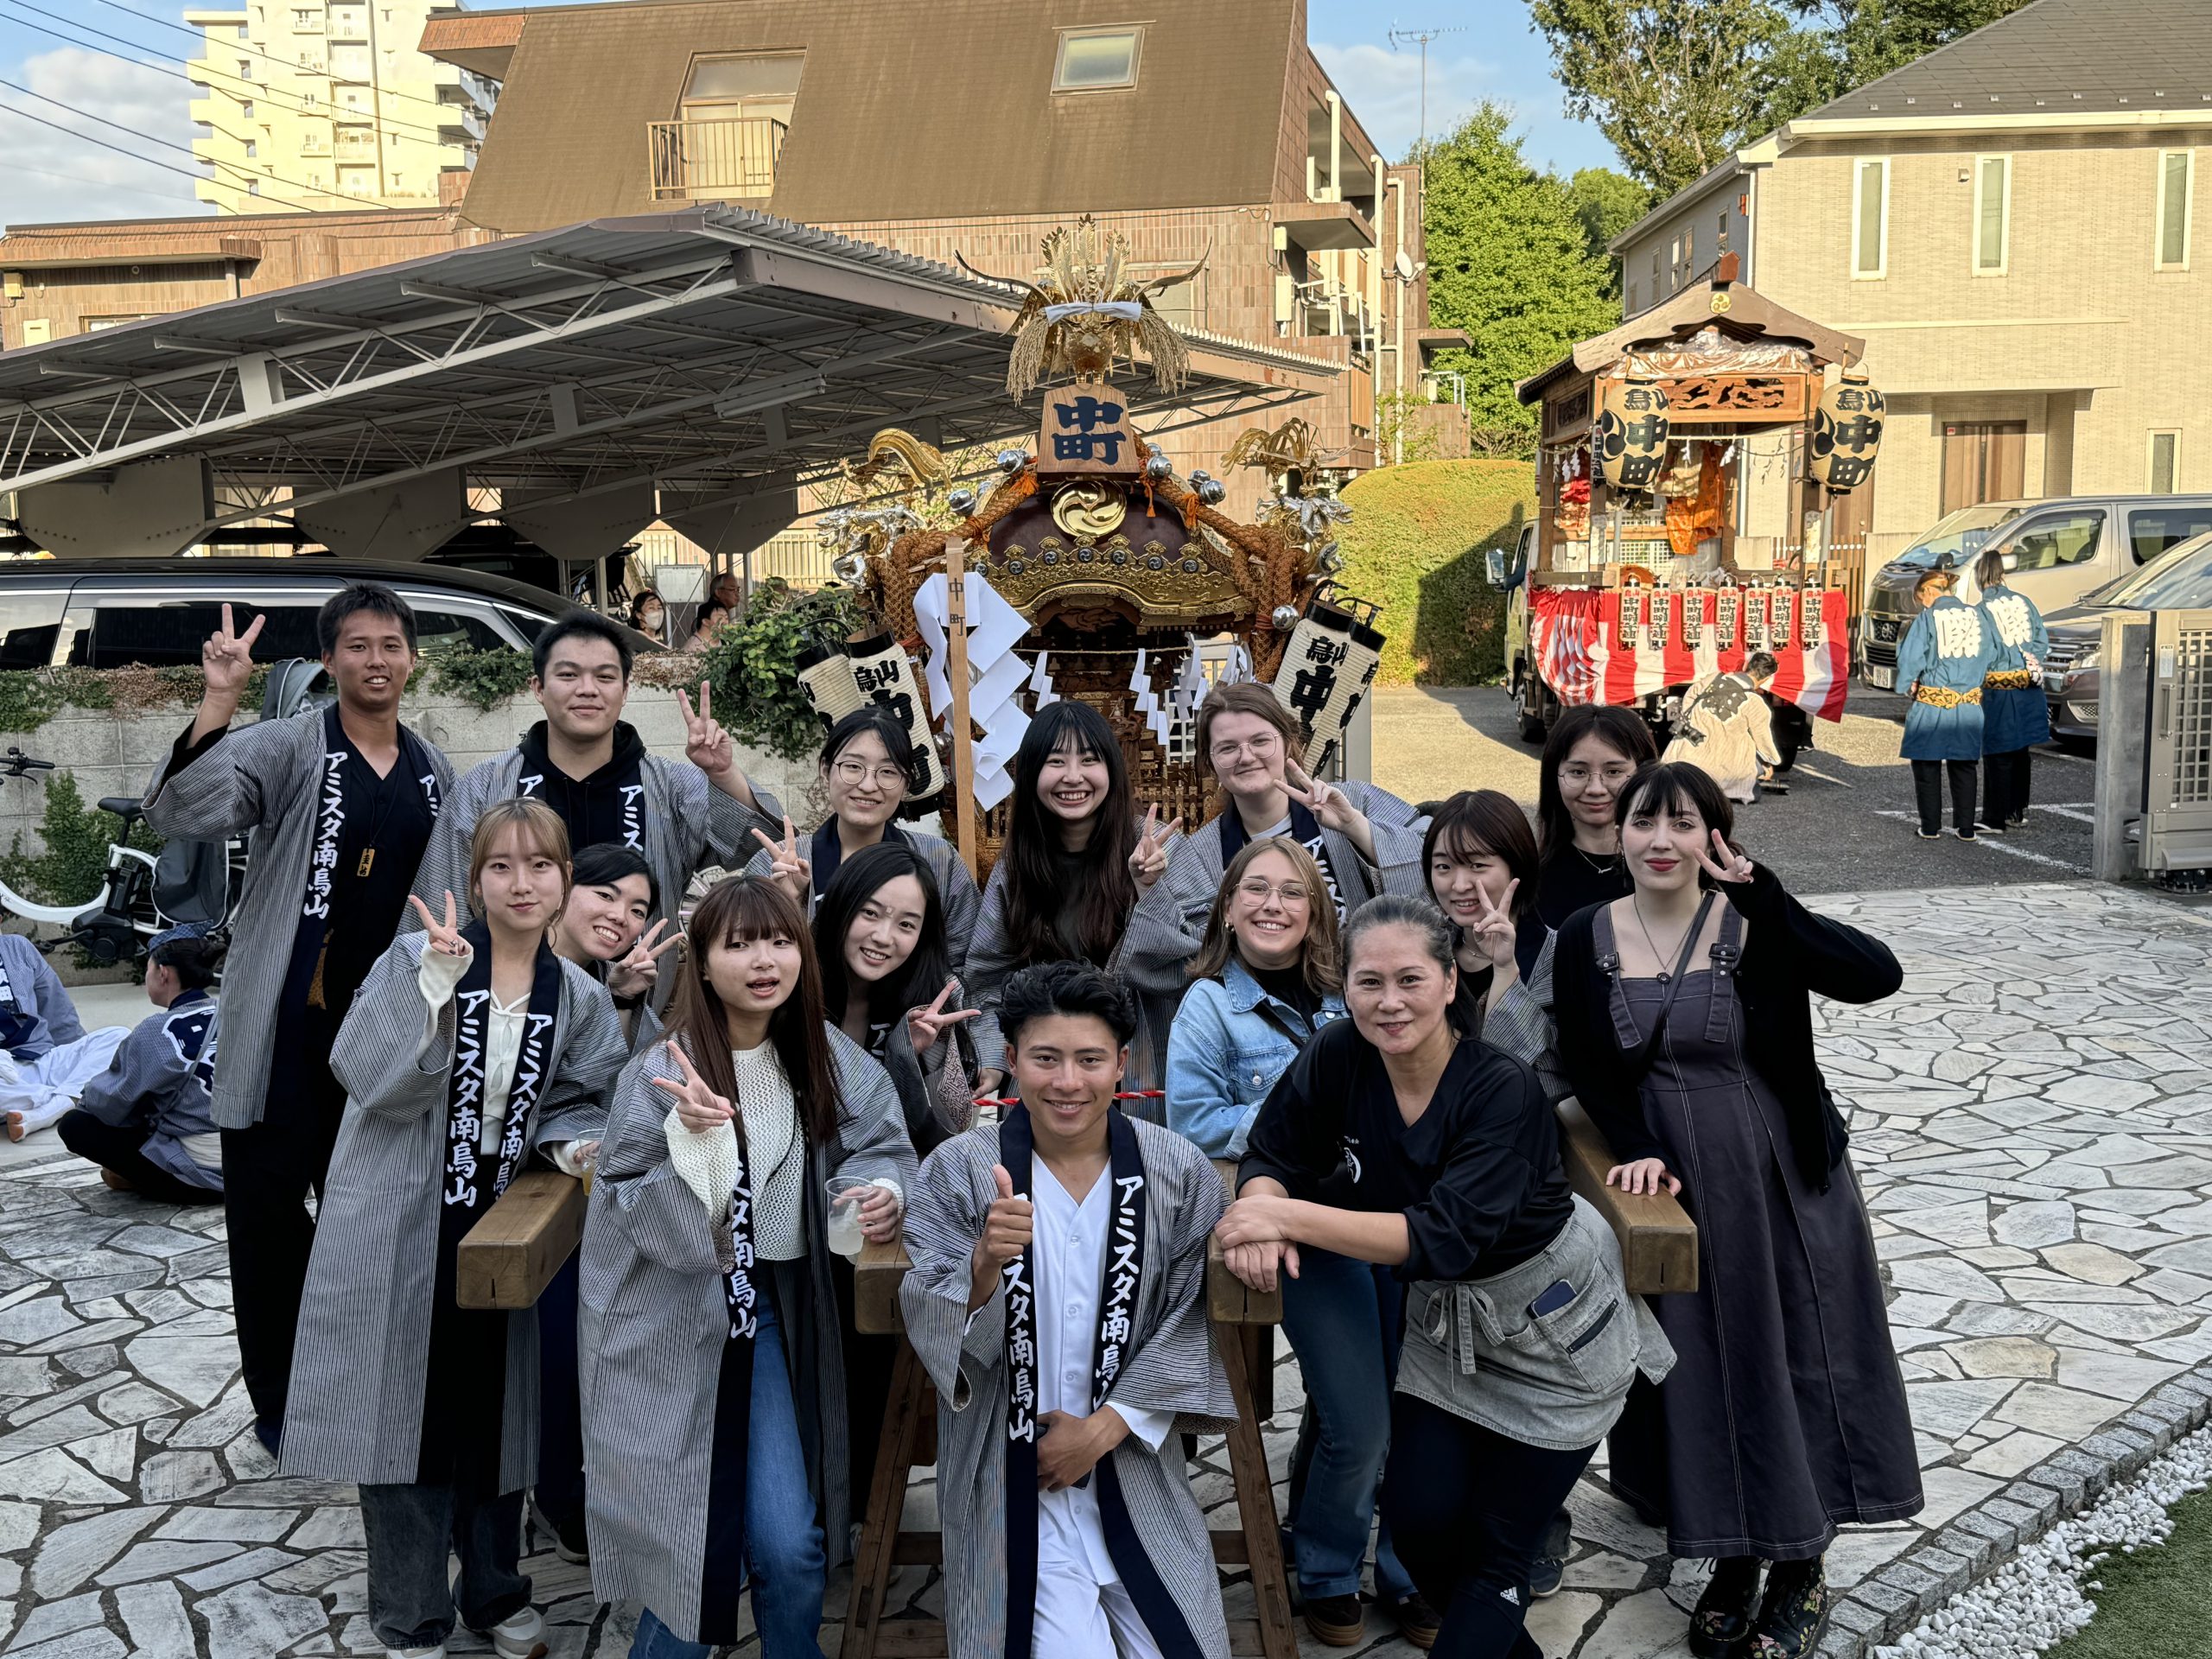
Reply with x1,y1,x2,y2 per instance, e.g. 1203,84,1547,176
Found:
1507,256,1884,740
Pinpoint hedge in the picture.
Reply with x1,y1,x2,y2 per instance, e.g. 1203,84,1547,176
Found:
1333,459,1537,687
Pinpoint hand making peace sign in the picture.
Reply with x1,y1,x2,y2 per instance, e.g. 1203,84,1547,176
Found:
906,976,980,1055
651,1042,734,1135
1689,829,1756,887
1284,762,1366,836
677,682,734,779
607,918,683,1001
408,891,472,958
1465,875,1522,975
1128,804,1181,893
201,603,265,703
751,815,811,905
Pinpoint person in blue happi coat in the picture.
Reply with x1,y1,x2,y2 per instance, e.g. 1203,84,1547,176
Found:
1974,546,2051,833
1895,568,1998,842
0,933,129,1142
55,925,225,1203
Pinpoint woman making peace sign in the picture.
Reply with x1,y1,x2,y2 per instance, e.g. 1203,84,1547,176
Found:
280,799,628,1659
1550,763,1918,1659
578,875,916,1658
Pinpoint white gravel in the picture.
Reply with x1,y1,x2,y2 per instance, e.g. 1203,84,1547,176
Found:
1872,1427,2212,1659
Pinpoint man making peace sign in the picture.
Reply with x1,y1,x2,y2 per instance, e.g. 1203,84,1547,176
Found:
142,583,456,1453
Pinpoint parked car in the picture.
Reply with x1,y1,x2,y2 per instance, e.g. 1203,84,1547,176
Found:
2040,530,2212,745
1860,495,2212,689
0,558,659,672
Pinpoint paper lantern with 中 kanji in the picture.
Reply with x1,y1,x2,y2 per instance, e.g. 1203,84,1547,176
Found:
1593,377,1671,492
1810,371,1885,493
1268,598,1387,772
843,633,946,799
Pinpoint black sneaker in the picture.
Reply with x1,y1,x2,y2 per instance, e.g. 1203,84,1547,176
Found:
1390,1592,1441,1650
1529,1508,1572,1598
1301,1593,1363,1648
527,1491,588,1565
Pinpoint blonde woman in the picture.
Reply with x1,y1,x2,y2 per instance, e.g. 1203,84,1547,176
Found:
282,798,628,1659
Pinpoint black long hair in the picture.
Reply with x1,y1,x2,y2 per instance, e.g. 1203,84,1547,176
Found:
812,839,953,1028
820,705,923,797
1420,789,1541,925
1535,703,1657,869
1616,760,1744,890
1001,699,1138,966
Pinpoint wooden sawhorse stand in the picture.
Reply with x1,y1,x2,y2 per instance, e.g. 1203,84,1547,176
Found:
842,1161,1299,1659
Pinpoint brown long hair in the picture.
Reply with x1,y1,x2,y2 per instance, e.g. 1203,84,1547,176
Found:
1185,836,1343,999
1194,682,1302,791
665,876,840,1147
467,798,573,926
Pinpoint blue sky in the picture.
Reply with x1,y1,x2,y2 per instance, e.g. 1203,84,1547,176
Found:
0,0,1623,229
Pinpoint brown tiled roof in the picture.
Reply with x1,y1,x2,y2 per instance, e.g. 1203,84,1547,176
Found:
0,207,453,267
428,0,1324,234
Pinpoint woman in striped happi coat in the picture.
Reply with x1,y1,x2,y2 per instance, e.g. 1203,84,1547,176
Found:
577,875,918,1657
282,799,629,1659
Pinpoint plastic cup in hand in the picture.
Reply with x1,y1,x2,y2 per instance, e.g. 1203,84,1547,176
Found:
825,1176,872,1259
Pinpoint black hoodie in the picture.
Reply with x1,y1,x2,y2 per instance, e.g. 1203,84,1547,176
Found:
514,720,649,853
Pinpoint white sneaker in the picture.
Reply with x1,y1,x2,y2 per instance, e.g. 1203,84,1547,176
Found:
385,1647,445,1659
486,1605,545,1659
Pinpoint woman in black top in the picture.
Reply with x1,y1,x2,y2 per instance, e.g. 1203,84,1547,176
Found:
1224,896,1669,1659
1551,763,1918,1659
1534,704,1658,930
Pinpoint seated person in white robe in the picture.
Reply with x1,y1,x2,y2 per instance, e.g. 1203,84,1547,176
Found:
0,931,129,1141
1662,652,1783,804
56,925,225,1202
901,960,1238,1659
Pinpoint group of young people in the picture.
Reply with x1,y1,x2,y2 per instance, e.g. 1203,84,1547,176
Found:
80,578,1924,1659
1897,547,2053,839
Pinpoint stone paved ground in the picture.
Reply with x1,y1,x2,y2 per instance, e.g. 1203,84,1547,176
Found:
1,880,2207,1658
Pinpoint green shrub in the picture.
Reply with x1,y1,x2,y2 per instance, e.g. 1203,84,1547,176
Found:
0,770,158,909
425,646,535,711
1334,459,1537,686
698,580,867,762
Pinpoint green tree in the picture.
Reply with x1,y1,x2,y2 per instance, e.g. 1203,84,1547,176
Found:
1566,167,1656,289
1421,105,1620,451
1764,0,2031,124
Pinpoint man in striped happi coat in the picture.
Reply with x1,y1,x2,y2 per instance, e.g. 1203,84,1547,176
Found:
901,962,1237,1659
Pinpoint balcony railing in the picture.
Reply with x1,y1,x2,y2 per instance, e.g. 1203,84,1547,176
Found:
646,116,785,202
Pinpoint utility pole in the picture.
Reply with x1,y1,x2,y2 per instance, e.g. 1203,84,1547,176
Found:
1388,23,1463,156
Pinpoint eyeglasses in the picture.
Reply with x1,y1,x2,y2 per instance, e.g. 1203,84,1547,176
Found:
833,760,908,790
1236,878,1312,906
1210,735,1281,763
1558,763,1635,788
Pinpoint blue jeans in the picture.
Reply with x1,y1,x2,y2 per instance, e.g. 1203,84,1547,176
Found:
1279,1246,1414,1603
630,1299,826,1658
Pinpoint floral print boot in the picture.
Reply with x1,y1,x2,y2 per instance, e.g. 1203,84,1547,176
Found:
1689,1556,1764,1656
1748,1558,1831,1659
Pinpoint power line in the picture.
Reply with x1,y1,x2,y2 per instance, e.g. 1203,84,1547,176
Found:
0,101,212,185
3,0,462,144
83,0,484,120
8,158,200,205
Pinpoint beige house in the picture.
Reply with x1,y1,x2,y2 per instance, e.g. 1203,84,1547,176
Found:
186,0,490,213
1611,0,2212,554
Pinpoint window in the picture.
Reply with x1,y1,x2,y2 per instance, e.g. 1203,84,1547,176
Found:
1649,248,1660,295
1990,507,2105,574
410,608,505,654
0,595,65,671
1974,155,2009,274
2149,430,2181,495
247,179,260,195
1052,26,1141,92
2157,150,2194,270
681,52,803,122
2129,501,2209,562
82,315,154,331
241,99,253,118
237,59,251,79
244,139,257,157
79,602,321,670
1853,158,1888,277
236,24,248,37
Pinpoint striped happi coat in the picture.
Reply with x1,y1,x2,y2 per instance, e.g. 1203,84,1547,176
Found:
281,931,626,1491
742,823,982,982
900,1118,1238,1659
1119,781,1428,1019
418,745,782,1002
577,1026,917,1639
141,709,455,1130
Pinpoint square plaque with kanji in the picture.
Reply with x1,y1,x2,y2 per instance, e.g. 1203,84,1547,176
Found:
1036,378,1142,480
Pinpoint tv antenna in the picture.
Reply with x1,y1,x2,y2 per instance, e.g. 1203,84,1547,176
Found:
1389,24,1465,156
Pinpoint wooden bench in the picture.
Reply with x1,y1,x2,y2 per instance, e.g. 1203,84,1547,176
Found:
454,1170,587,1310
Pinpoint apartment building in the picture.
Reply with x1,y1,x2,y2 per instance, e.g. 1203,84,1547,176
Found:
1611,0,2212,551
186,0,492,213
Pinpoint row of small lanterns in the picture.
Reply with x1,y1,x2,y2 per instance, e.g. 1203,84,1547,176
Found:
1592,370,1886,494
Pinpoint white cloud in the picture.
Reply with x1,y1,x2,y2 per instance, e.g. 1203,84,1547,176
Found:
0,47,207,229
1315,36,1622,175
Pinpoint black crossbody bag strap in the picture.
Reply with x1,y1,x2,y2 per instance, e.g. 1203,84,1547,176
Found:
1620,892,1716,1085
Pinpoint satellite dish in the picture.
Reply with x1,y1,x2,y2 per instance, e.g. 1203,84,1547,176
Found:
1395,250,1416,283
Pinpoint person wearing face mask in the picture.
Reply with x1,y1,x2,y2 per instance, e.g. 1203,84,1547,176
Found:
1533,705,1659,931
579,876,917,1659
966,700,1180,1104
629,593,668,645
1551,763,1917,1659
745,706,983,975
1223,897,1673,1658
1125,683,1425,997
280,801,629,1659
416,613,781,1001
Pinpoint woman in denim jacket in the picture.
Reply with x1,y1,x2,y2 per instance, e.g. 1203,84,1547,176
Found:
1165,836,1344,1160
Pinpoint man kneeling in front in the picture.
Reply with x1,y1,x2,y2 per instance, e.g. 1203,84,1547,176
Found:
900,959,1236,1657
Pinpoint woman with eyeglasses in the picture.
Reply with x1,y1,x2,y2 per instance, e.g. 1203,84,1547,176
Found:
745,706,982,980
1125,682,1426,1004
1533,704,1660,931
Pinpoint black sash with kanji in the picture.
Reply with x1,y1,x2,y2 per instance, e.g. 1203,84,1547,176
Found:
0,949,37,1056
272,702,442,1082
435,919,563,1243
999,1103,1199,1658
1216,796,1350,919
696,1041,763,1643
